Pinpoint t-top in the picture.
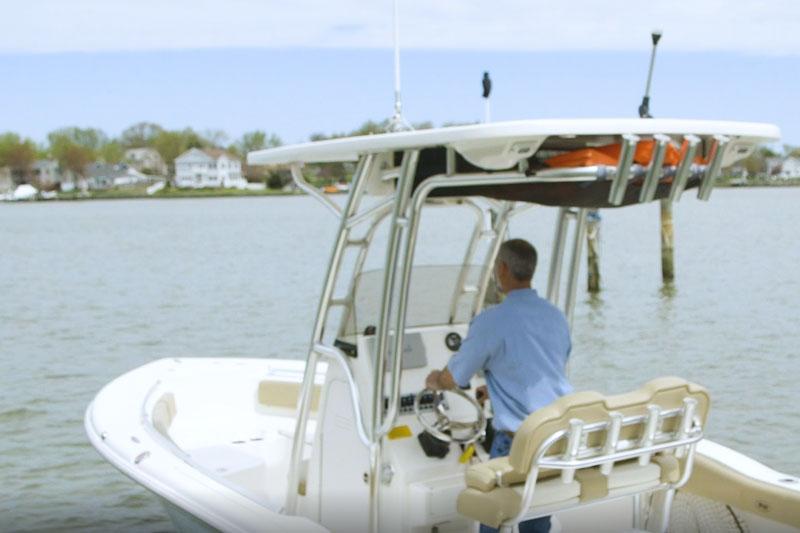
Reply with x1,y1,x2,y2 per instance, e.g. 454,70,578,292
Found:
447,288,573,433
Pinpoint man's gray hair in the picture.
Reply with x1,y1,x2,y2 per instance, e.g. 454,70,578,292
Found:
497,239,538,282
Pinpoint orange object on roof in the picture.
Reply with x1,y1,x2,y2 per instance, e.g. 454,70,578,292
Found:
678,138,709,165
544,148,619,168
545,140,683,168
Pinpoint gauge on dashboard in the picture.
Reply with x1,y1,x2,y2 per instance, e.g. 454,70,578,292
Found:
445,332,462,352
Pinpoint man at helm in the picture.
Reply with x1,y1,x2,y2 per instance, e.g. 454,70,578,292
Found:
425,238,573,533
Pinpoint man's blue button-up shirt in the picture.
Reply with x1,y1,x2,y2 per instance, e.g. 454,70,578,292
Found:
447,288,573,433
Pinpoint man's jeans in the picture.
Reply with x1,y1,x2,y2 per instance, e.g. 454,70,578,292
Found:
478,431,551,533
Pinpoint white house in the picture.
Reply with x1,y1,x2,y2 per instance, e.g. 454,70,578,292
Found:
32,159,60,189
779,156,800,179
0,166,13,192
125,147,167,176
174,148,245,188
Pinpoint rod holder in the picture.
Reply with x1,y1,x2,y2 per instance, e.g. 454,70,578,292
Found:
561,418,584,483
600,412,624,475
668,135,700,202
697,135,730,201
608,134,639,206
639,134,670,203
639,404,661,465
675,397,698,458
446,146,456,176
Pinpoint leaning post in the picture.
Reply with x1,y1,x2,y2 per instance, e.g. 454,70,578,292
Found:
586,210,601,292
660,199,675,282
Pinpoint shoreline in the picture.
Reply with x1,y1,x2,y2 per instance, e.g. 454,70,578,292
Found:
1,181,797,203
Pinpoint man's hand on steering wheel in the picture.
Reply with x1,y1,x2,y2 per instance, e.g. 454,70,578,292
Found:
425,369,442,390
414,386,487,444
425,367,457,391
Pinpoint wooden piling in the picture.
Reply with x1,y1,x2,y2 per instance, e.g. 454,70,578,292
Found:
586,210,601,292
660,200,675,282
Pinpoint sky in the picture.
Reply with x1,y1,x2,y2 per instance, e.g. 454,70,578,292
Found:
2,0,799,148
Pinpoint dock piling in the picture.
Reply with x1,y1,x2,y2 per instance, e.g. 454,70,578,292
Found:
660,200,675,282
586,210,601,292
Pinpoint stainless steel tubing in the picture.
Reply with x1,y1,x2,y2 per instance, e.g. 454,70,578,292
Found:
448,199,486,323
547,207,569,305
697,135,730,201
535,432,703,469
564,208,588,327
336,209,392,338
668,135,700,202
640,134,670,203
608,134,640,205
290,163,343,217
312,343,370,446
284,349,319,515
285,155,372,514
533,167,605,179
345,197,394,230
373,150,419,438
370,150,419,533
446,146,456,176
600,412,624,475
343,156,373,219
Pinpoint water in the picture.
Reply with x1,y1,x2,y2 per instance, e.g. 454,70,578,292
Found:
1,190,798,532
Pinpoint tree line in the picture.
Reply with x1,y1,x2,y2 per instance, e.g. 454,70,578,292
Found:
0,123,283,184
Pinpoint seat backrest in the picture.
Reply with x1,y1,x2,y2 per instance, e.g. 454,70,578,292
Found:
507,376,710,478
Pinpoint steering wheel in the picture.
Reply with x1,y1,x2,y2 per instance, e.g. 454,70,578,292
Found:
413,387,487,444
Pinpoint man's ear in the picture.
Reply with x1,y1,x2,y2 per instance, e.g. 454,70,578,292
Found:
497,261,509,277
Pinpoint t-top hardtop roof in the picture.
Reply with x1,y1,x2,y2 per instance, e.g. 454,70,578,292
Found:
247,118,779,168
248,118,780,208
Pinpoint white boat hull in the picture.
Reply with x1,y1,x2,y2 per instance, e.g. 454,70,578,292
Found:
86,357,800,533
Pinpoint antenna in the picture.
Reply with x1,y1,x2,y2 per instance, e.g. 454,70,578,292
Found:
639,30,662,119
388,0,412,132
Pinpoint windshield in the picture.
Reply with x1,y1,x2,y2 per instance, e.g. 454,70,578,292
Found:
341,265,488,336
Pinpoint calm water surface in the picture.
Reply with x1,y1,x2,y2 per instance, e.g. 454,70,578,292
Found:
1,190,798,532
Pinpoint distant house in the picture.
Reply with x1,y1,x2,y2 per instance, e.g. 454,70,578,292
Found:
780,157,800,179
174,148,245,188
84,162,155,190
0,166,12,192
32,159,61,189
125,147,167,176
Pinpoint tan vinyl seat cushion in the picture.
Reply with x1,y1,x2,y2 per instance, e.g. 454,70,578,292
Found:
457,478,580,528
464,457,560,492
257,380,322,411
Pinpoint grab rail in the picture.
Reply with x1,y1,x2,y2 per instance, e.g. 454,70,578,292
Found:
312,343,370,447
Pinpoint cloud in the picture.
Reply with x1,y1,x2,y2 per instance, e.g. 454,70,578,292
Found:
3,0,799,55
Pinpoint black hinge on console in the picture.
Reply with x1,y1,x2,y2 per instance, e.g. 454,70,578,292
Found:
334,339,358,358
